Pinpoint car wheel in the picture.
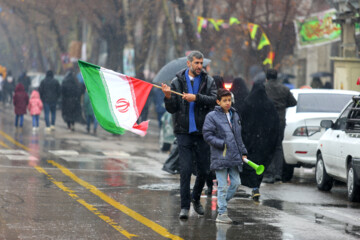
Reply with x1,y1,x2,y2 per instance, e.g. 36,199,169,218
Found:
347,162,360,202
282,160,294,182
315,153,333,191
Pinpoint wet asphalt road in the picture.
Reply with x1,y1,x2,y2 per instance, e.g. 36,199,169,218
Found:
0,106,359,240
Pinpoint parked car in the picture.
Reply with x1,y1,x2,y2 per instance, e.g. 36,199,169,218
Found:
282,89,360,181
316,95,360,202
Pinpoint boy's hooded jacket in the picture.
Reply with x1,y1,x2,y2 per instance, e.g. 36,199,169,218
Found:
203,106,247,171
28,90,43,115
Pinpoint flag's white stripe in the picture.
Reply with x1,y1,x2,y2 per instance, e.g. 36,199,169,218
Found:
125,75,140,118
100,67,138,130
99,70,120,127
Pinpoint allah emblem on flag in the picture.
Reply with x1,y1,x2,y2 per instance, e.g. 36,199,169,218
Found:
116,98,130,113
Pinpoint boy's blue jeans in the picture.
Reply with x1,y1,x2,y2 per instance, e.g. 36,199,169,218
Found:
215,167,241,214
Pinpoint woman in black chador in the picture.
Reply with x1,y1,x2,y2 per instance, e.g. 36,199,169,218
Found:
230,77,249,113
61,70,83,131
240,80,279,201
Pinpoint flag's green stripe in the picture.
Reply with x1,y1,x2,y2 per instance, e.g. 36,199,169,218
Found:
78,61,125,135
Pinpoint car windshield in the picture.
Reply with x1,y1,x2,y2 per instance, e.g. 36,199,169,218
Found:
296,93,354,113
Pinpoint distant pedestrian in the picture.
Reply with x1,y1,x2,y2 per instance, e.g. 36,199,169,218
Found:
203,88,248,224
311,77,323,89
18,71,31,94
0,73,3,103
39,70,61,132
13,83,29,130
28,90,43,132
3,71,15,106
83,90,98,134
240,80,279,200
213,75,225,89
231,77,249,113
282,78,295,89
264,69,297,183
61,69,83,131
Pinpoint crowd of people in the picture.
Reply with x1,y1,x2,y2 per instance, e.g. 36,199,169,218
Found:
0,68,97,134
161,50,297,224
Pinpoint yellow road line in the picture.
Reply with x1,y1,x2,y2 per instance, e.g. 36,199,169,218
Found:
0,130,183,240
0,130,138,239
34,166,137,239
48,160,183,240
0,130,30,151
0,140,11,149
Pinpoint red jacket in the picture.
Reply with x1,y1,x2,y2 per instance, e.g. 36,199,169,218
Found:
28,90,43,115
13,83,29,115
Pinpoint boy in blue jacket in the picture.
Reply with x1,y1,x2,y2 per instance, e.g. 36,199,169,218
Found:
203,88,247,224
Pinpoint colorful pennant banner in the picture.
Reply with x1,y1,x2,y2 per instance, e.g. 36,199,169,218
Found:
196,16,273,67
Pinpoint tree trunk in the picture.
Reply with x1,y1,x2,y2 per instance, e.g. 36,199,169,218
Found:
162,0,182,57
172,0,200,50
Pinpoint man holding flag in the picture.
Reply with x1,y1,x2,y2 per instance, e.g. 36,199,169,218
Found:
161,51,217,220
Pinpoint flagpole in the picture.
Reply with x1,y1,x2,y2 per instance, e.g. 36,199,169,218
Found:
152,84,184,97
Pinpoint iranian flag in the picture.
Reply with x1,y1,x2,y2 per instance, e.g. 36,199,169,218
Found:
78,60,153,136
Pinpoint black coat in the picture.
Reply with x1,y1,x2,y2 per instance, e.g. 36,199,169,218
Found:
164,69,217,135
39,76,61,103
231,77,249,113
61,72,82,123
265,79,297,125
240,81,280,188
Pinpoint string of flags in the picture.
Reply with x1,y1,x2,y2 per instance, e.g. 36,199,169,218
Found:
197,16,274,67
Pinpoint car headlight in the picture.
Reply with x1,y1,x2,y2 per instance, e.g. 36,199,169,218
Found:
293,126,321,137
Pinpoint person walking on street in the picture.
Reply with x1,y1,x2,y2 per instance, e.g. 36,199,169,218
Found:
240,80,279,200
13,83,29,131
161,50,217,220
230,77,249,113
61,69,83,131
39,70,61,132
18,71,31,94
3,71,16,106
263,69,297,183
203,88,248,224
83,90,98,134
28,90,43,132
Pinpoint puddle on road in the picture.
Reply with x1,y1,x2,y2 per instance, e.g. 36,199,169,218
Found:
262,199,360,238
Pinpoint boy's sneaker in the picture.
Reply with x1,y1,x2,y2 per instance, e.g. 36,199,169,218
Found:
216,213,232,224
179,209,189,220
50,125,55,131
252,188,260,201
45,127,51,132
191,199,204,215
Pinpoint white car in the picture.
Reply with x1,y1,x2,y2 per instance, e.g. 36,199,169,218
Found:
316,96,360,202
282,89,360,181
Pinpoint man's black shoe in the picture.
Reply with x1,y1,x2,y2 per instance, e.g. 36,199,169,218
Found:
205,187,213,196
179,209,189,220
191,199,204,215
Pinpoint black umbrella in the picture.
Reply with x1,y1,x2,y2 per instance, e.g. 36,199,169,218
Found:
310,72,333,78
153,57,211,85
278,73,296,80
